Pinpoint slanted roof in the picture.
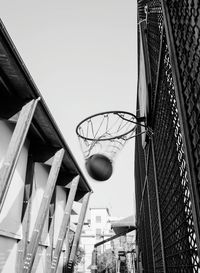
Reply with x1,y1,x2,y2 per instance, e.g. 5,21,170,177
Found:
0,20,92,199
95,215,136,248
111,215,136,235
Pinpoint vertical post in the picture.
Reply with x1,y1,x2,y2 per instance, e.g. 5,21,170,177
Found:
16,155,35,273
50,175,80,273
45,192,56,272
0,99,39,213
146,177,156,273
62,228,71,273
91,248,98,273
67,192,91,272
151,139,166,273
144,147,156,273
117,259,121,273
30,246,43,273
23,148,65,273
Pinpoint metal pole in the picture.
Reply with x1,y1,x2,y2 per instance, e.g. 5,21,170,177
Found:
151,138,166,273
94,228,136,248
91,248,98,273
144,146,156,273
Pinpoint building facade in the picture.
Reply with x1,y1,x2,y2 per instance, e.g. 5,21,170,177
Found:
0,20,92,273
76,208,115,273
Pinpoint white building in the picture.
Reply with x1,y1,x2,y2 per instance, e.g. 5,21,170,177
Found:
76,207,116,273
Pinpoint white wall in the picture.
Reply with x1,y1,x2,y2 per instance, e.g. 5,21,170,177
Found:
0,120,29,272
77,208,115,273
0,121,29,238
0,237,18,272
54,186,67,248
90,208,111,234
29,163,50,244
0,120,78,272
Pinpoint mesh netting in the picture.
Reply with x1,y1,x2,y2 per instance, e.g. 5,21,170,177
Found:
136,0,200,271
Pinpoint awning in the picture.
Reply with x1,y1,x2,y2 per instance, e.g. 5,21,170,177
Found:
94,215,136,248
111,215,136,235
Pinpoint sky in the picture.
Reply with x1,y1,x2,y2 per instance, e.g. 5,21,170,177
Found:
1,1,138,218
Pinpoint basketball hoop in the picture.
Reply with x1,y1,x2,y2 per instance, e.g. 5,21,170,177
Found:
76,111,152,181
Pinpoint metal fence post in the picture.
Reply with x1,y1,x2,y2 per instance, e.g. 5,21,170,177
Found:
151,138,166,273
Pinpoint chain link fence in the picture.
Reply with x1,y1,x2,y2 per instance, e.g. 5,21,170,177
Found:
136,0,200,272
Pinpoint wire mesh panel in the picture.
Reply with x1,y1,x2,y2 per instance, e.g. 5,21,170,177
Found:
153,33,199,271
146,0,163,107
136,0,200,272
165,0,200,223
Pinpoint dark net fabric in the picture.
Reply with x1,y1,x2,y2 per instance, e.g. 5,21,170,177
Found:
166,0,200,215
146,0,163,108
153,34,199,271
136,0,200,271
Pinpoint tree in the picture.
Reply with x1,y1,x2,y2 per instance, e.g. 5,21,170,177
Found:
63,246,85,273
74,246,85,266
97,249,116,273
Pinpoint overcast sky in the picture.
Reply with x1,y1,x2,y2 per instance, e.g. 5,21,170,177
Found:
1,1,137,218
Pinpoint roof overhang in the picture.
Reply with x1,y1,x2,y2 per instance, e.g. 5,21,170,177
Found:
0,20,92,199
111,215,136,235
94,216,136,248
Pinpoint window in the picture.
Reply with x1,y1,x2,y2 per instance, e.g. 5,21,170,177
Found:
96,228,101,236
96,215,101,223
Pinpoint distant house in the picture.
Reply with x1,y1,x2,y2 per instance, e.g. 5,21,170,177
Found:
75,209,136,273
75,207,115,273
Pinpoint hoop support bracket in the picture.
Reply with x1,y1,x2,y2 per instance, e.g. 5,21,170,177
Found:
136,116,146,123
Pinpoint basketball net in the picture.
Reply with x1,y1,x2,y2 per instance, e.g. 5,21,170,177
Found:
76,111,150,162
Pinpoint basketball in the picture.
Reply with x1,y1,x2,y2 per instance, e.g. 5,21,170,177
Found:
85,154,113,181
